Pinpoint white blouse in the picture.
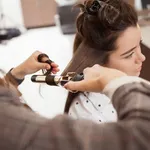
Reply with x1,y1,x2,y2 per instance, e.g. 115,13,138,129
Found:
68,92,117,124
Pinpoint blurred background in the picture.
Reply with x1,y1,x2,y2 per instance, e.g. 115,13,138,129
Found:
0,0,149,118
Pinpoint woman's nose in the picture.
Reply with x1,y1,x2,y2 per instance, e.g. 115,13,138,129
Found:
139,52,146,62
135,48,146,63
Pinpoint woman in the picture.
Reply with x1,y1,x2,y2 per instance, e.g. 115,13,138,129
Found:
62,0,146,123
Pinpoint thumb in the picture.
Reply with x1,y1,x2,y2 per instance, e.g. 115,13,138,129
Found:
38,63,51,70
64,79,102,92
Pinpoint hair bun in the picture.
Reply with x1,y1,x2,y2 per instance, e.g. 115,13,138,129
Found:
84,0,119,26
101,4,119,25
85,0,101,15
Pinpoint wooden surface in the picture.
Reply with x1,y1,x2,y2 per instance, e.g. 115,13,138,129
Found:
140,43,150,81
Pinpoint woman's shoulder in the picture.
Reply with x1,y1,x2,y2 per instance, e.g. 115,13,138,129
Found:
68,92,106,122
74,92,110,108
68,92,114,118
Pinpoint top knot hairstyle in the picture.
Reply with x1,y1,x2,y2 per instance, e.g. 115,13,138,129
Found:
75,0,138,50
82,0,119,25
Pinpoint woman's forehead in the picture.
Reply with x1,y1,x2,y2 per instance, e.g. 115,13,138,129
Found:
115,26,141,55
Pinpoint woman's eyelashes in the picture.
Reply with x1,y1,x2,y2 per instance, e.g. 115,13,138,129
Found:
121,40,142,60
124,52,134,59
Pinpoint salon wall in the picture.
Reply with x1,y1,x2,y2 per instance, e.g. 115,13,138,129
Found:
135,0,143,10
0,0,142,28
0,0,24,28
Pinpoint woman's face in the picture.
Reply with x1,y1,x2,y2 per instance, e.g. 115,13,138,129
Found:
106,25,145,76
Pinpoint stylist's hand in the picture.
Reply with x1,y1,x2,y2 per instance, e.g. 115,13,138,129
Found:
64,64,126,92
11,51,59,79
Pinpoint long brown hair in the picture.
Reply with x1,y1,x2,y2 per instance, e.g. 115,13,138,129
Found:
62,0,138,113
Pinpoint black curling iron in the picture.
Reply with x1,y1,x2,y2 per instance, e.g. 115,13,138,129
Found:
31,72,84,86
31,53,84,87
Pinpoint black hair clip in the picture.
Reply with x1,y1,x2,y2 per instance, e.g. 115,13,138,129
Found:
85,0,102,16
90,0,101,13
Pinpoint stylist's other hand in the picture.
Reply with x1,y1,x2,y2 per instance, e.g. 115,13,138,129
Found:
11,51,59,79
64,64,126,92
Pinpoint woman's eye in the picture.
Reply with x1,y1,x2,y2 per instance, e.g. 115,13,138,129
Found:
124,52,134,59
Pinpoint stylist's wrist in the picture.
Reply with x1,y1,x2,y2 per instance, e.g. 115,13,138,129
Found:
98,73,127,91
11,66,26,79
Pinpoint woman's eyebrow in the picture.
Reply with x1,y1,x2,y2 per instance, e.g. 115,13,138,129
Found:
120,46,137,56
120,39,142,56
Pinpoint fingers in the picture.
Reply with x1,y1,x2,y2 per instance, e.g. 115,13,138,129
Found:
33,50,43,58
33,51,60,73
49,62,60,73
83,64,101,74
64,80,88,92
64,79,102,92
51,68,60,74
51,62,58,68
51,63,59,73
64,64,104,92
38,62,60,73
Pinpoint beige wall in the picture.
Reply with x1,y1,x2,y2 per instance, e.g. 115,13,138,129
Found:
21,0,57,28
